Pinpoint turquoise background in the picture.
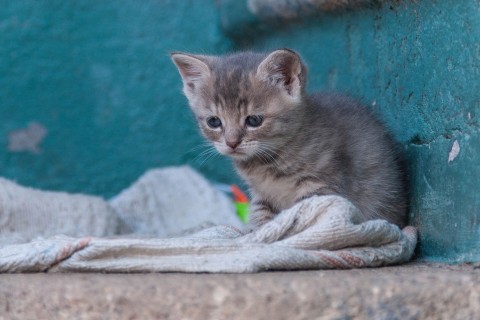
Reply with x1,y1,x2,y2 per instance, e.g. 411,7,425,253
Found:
1,0,479,262
0,0,235,197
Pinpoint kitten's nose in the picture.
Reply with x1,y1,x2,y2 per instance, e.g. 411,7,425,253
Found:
226,140,240,150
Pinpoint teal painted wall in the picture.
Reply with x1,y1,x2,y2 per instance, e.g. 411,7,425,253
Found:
1,0,479,262
0,0,236,197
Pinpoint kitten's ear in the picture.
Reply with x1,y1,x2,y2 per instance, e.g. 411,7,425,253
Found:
256,49,306,99
170,52,211,92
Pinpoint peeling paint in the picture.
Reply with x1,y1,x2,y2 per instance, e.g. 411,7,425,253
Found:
7,122,47,154
447,140,460,163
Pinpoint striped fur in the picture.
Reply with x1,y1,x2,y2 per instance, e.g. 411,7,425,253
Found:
172,49,408,228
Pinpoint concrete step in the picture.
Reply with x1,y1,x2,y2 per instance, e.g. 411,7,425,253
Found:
0,263,478,320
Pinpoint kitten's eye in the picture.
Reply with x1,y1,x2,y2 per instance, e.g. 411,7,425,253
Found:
207,116,222,129
245,115,264,127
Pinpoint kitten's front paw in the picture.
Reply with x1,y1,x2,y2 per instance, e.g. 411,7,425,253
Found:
247,210,275,230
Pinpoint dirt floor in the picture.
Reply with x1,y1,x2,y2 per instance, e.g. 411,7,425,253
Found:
0,262,479,320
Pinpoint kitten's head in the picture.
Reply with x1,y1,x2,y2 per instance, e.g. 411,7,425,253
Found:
171,49,307,161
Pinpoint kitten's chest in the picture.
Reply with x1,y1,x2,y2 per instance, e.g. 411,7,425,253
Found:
238,166,312,212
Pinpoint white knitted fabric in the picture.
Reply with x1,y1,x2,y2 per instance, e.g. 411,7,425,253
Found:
109,166,242,236
0,178,119,246
0,168,417,273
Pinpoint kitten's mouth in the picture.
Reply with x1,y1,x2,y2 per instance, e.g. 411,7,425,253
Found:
215,145,251,159
227,149,244,156
225,148,249,159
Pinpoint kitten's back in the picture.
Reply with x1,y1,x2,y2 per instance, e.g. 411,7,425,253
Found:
306,92,408,227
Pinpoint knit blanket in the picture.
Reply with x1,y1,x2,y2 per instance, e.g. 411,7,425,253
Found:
0,167,416,273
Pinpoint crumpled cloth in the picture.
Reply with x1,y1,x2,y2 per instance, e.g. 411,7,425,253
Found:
0,175,417,273
0,167,241,246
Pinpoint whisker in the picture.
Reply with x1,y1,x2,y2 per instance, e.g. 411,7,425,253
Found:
258,143,285,167
255,145,285,172
259,143,324,180
185,142,215,154
255,149,271,166
260,141,322,168
192,146,218,165
198,150,221,167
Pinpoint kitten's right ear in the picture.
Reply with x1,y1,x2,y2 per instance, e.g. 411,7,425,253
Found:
170,52,211,92
256,49,306,101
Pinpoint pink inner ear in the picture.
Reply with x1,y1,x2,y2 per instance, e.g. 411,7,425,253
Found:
273,64,295,93
179,64,201,89
177,63,196,88
178,63,201,80
258,50,300,90
172,54,210,90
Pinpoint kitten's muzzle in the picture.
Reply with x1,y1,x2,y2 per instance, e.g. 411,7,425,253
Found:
223,144,248,159
226,140,241,150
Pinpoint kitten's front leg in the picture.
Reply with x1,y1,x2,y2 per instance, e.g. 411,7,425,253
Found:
247,197,277,230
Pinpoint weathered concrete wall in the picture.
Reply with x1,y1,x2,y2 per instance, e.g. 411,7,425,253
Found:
0,0,235,197
221,0,480,262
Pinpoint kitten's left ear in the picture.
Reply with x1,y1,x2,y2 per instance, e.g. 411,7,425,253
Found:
170,52,211,93
256,49,306,99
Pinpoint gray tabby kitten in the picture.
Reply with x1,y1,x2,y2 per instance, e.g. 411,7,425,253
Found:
171,49,408,228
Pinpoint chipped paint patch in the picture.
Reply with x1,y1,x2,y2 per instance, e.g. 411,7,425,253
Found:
448,140,460,163
8,122,47,154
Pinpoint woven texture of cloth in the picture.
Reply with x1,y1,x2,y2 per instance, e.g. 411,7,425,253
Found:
0,168,417,273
